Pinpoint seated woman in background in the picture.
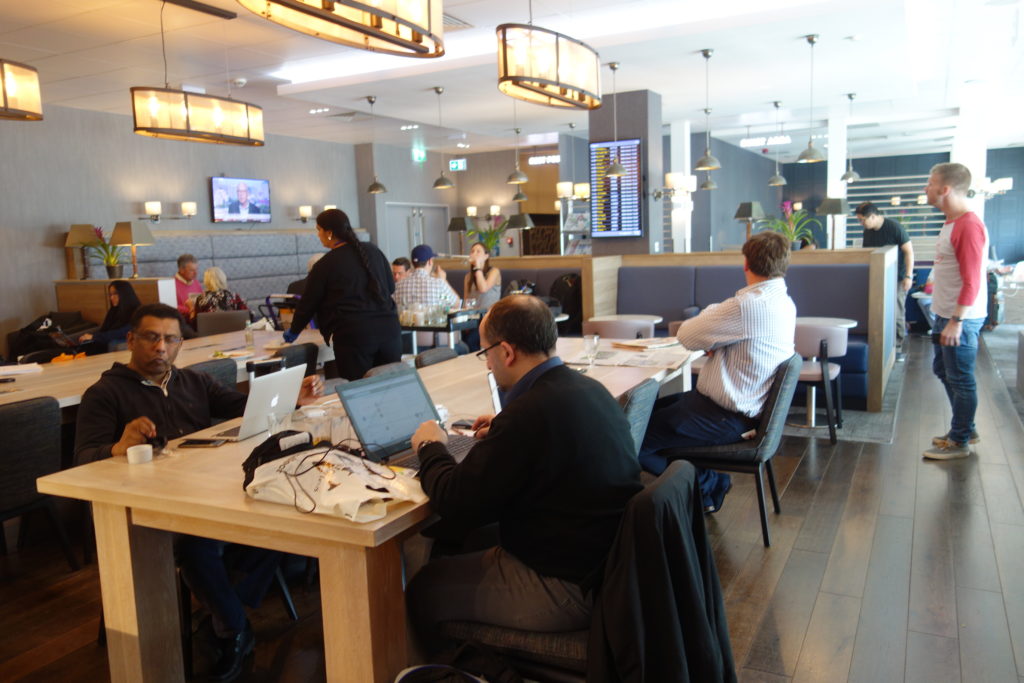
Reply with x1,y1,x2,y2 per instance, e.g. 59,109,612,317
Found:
462,242,502,351
193,266,248,321
78,280,140,353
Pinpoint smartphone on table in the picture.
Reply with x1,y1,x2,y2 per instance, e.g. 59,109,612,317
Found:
178,438,227,448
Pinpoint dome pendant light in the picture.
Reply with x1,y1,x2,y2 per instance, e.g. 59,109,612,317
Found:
432,86,453,190
507,102,528,184
796,34,825,163
699,173,718,191
365,96,388,194
605,62,627,178
768,100,788,187
694,49,721,172
840,92,861,182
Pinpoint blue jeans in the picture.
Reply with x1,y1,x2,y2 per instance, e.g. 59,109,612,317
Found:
931,316,983,444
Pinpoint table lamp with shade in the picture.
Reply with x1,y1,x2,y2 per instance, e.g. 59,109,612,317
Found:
734,202,767,242
65,224,98,280
110,220,155,278
816,198,850,250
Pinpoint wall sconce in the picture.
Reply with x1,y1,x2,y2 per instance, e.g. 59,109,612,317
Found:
180,201,197,218
916,195,927,205
556,181,574,199
142,201,162,222
554,200,562,212
792,201,803,211
298,205,313,223
466,206,478,217
652,173,697,200
488,205,501,219
574,183,590,200
323,204,337,211
890,196,901,206
973,176,1014,199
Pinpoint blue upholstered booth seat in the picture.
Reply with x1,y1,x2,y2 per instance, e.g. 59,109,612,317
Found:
616,267,695,329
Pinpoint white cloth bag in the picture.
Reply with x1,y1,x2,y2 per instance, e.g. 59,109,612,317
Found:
245,448,427,523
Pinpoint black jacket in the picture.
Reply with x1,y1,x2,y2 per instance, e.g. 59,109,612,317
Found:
74,363,247,465
587,461,736,683
289,242,398,344
418,363,642,584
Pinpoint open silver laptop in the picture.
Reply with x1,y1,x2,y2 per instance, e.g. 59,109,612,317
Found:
334,366,476,466
215,364,305,441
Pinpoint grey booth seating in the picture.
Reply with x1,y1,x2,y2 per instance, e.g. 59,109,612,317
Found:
617,264,871,408
445,267,577,300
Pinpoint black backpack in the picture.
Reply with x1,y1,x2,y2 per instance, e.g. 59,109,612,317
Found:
549,273,582,335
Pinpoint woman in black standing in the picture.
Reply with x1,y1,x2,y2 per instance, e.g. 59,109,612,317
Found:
283,209,401,380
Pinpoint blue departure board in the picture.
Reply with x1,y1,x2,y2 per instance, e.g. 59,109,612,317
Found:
589,138,642,238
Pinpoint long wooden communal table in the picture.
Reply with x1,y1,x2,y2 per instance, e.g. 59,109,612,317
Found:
0,328,328,409
37,339,698,683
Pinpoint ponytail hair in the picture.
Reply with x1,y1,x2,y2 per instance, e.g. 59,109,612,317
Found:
316,209,386,303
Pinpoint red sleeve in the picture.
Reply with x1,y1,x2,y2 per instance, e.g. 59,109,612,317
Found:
950,214,987,307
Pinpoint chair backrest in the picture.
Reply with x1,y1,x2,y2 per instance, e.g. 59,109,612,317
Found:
364,361,410,378
18,348,64,364
582,319,655,339
794,324,849,358
751,354,803,461
621,378,660,454
588,460,734,680
196,310,250,336
415,346,458,368
0,396,61,512
186,357,238,389
274,342,318,376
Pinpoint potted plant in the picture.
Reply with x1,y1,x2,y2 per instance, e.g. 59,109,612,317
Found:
763,201,820,248
466,215,509,256
86,226,126,278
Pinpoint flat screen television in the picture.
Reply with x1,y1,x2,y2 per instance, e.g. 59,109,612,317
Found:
211,176,271,223
589,138,642,238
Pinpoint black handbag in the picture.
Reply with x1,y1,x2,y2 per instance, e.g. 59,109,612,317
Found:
241,430,313,490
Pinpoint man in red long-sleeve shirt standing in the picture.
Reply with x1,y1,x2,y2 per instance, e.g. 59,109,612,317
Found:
923,162,989,460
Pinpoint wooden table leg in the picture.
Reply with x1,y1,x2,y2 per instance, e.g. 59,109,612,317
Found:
319,540,407,682
93,502,184,683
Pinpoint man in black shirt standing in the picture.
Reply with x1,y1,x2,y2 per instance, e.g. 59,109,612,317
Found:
856,201,915,360
406,295,642,653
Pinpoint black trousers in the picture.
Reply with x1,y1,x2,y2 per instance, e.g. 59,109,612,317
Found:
330,318,402,380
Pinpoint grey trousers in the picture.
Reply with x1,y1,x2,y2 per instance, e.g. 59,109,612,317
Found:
406,546,592,655
896,283,907,347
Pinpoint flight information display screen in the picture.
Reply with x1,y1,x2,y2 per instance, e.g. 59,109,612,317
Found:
589,138,642,238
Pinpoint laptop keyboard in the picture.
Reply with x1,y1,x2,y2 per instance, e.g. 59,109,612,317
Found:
388,433,476,470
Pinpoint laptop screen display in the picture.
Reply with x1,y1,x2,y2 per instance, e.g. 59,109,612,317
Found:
335,368,439,461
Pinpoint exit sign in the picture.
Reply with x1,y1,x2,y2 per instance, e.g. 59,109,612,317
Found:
449,158,467,172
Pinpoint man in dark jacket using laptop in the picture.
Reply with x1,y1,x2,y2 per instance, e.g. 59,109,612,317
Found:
407,295,642,653
74,303,320,682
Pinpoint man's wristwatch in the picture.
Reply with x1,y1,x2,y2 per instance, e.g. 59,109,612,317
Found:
951,316,963,323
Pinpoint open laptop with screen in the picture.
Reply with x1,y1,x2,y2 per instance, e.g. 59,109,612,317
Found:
334,367,476,466
215,364,305,441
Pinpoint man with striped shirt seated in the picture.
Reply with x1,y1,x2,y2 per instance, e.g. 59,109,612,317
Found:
638,231,797,513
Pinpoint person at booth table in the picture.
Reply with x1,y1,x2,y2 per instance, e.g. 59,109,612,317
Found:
77,279,140,353
406,295,641,654
191,266,248,323
393,244,461,309
391,256,412,283
461,241,502,350
174,253,203,317
73,303,322,681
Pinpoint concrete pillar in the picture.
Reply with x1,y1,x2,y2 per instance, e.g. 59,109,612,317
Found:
668,120,694,252
826,102,848,249
951,82,989,221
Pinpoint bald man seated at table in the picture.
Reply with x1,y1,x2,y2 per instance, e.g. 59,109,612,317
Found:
406,295,642,654
74,303,321,682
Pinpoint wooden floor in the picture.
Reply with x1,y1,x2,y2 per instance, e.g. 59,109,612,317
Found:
3,333,1024,682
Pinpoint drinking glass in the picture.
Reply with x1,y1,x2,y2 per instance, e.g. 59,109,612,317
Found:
464,297,478,310
583,334,600,370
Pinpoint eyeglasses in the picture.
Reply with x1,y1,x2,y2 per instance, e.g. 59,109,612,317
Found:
475,341,502,360
135,331,183,346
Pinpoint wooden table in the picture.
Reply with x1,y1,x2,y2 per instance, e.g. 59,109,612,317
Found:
400,309,483,354
589,313,664,324
36,339,696,683
0,329,327,409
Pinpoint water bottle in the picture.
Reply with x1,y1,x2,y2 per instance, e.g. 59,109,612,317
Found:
244,320,254,350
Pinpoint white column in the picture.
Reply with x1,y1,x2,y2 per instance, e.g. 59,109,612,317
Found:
826,102,848,249
951,82,989,221
668,119,693,252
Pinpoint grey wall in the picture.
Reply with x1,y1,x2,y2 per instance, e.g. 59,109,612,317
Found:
0,104,359,355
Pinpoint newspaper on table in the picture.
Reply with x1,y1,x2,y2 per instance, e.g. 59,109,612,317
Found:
566,345,697,369
246,447,427,523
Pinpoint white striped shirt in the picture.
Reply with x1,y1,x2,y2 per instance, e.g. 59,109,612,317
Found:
677,278,796,417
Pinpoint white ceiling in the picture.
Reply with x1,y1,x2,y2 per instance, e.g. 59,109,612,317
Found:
2,0,1022,162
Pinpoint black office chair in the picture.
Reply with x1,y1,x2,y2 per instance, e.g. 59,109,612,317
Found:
439,462,735,682
364,361,410,378
274,342,319,377
415,347,458,368
195,310,250,336
0,397,80,571
656,354,802,547
187,358,238,389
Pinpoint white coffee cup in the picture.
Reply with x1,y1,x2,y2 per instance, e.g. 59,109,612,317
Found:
126,444,153,464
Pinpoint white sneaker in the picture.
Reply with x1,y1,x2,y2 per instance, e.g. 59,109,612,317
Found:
923,442,972,460
931,431,980,447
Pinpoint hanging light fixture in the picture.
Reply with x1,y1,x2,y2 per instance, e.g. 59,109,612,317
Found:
513,189,528,202
0,58,43,120
507,101,528,184
237,0,443,58
432,86,453,190
605,62,627,178
365,95,388,194
768,101,788,187
132,3,263,146
700,173,718,191
694,49,721,172
495,0,600,110
797,34,825,163
840,92,861,182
